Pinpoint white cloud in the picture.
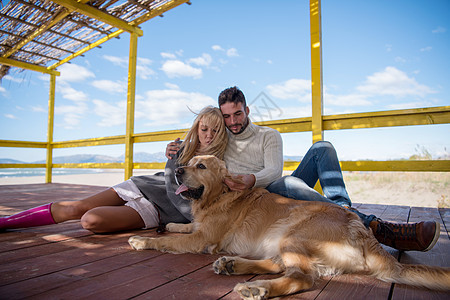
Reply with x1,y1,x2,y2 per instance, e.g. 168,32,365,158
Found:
212,45,239,57
325,93,371,106
31,105,46,112
136,89,215,126
188,53,212,67
161,52,177,59
4,114,17,119
226,48,239,57
387,101,435,110
160,60,202,79
356,66,436,98
2,75,24,83
55,102,88,129
92,99,126,127
212,45,224,51
103,55,128,67
137,65,156,80
0,85,6,94
164,82,180,90
58,64,95,83
420,46,432,52
432,26,446,33
57,82,89,101
91,79,127,94
103,55,155,79
91,89,214,128
266,79,311,102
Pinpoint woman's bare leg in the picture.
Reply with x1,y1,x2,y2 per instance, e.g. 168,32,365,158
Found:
51,188,128,223
80,205,145,233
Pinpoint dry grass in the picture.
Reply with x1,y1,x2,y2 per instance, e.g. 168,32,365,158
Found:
344,172,450,208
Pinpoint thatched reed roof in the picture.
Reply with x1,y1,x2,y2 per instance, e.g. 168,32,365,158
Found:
0,0,190,78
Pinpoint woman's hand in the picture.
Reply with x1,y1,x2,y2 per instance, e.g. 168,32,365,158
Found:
165,138,181,159
224,174,256,191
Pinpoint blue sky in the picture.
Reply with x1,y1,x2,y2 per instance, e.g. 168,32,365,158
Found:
1,0,449,162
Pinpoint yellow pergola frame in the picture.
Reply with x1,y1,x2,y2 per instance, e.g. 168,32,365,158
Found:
0,0,449,184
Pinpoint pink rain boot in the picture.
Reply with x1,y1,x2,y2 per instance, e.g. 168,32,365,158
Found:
0,203,56,230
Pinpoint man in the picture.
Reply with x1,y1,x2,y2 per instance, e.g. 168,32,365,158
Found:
166,86,440,252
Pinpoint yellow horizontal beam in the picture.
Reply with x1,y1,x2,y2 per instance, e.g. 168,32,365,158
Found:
323,106,450,130
4,160,446,173
0,57,60,76
284,160,450,172
133,129,189,143
51,0,143,36
1,106,449,150
255,116,312,134
52,135,125,148
50,30,123,70
0,140,47,148
0,163,46,168
53,162,125,169
340,160,450,172
134,162,166,169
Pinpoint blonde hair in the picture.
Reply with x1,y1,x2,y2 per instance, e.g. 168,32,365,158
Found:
177,106,228,165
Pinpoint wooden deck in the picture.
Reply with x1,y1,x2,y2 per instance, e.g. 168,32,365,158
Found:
0,183,449,300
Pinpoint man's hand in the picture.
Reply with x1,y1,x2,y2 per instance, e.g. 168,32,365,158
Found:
224,174,256,191
165,138,181,159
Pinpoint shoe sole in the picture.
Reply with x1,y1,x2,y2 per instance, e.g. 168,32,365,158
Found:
423,221,440,252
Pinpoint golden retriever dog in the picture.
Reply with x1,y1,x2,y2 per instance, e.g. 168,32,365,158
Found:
128,155,450,299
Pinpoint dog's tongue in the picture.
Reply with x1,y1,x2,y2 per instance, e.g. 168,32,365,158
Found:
175,184,189,195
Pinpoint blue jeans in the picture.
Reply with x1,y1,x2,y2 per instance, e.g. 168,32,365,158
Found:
266,141,376,227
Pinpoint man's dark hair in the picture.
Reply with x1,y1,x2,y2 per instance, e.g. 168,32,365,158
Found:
218,86,247,107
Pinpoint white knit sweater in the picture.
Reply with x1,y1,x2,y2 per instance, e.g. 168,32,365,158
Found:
224,121,283,188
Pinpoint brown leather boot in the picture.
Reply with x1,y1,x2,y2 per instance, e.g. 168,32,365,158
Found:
369,218,440,252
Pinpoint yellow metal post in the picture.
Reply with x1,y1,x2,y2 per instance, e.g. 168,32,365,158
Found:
124,33,138,180
45,74,56,183
310,0,324,143
310,0,324,194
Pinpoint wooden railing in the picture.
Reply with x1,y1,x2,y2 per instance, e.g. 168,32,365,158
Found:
1,106,449,179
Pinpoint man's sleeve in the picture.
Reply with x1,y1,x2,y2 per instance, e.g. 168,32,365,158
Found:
253,130,283,188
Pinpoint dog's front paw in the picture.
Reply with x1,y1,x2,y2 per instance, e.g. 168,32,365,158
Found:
213,256,235,275
128,235,153,250
234,282,269,300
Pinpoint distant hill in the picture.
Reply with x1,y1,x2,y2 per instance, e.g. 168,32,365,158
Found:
0,152,168,164
119,152,167,163
0,158,25,164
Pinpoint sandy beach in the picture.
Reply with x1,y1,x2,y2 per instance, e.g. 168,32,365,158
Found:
1,170,448,208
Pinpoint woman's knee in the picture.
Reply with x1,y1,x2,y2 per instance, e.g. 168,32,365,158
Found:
51,201,88,221
80,210,104,233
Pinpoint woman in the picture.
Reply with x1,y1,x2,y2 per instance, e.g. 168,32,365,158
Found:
0,106,227,233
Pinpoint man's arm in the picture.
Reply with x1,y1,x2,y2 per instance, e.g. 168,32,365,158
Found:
224,128,283,191
253,130,283,188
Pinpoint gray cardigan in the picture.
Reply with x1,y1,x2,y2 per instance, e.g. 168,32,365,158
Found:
130,152,192,226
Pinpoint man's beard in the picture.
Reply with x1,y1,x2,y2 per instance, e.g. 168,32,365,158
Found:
230,117,249,135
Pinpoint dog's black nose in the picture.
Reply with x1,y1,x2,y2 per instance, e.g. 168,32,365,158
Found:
175,167,184,175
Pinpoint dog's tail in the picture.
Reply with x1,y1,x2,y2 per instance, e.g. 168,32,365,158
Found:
366,240,450,291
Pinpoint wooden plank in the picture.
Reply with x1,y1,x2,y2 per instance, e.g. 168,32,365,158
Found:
1,185,447,300
28,252,219,299
134,260,254,300
0,231,139,285
391,207,450,300
0,250,162,299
